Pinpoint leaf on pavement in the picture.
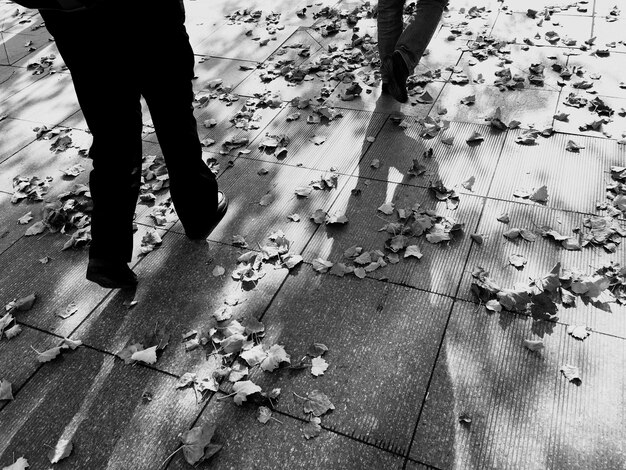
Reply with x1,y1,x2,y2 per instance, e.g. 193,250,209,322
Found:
567,325,591,340
377,202,394,215
257,406,273,424
312,258,333,273
303,417,322,439
25,220,46,236
130,345,158,365
259,192,275,206
566,140,584,152
36,346,62,363
2,457,29,470
303,390,335,417
311,357,329,377
180,423,222,465
17,212,33,225
560,364,581,384
508,254,527,269
0,379,13,401
307,343,328,357
404,245,423,259
261,344,290,372
310,209,327,224
524,339,544,351
48,439,73,464
233,380,262,405
461,176,476,191
529,185,548,203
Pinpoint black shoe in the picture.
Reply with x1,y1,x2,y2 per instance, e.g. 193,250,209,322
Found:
86,259,138,289
186,191,228,240
382,51,409,103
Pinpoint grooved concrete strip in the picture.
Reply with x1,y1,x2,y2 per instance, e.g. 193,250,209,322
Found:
410,299,626,470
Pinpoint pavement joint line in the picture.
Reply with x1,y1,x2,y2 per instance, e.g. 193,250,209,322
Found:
401,298,457,470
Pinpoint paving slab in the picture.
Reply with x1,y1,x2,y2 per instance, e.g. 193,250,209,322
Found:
193,55,258,95
326,79,445,117
0,117,38,164
167,399,404,470
0,65,46,103
228,105,385,174
1,71,79,125
0,189,41,255
302,175,484,297
0,129,92,194
563,52,626,99
195,21,298,63
72,233,290,377
456,197,626,338
491,12,593,47
0,325,59,411
0,6,40,36
0,30,49,66
169,158,350,249
456,44,567,92
231,269,452,456
412,26,467,76
0,223,168,338
358,121,506,197
591,9,626,53
430,82,559,129
0,346,203,470
488,130,625,214
410,299,626,470
552,92,626,140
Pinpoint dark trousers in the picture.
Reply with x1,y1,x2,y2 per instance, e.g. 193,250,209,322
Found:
41,1,218,262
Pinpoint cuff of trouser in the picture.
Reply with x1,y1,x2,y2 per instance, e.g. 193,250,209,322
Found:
394,49,412,74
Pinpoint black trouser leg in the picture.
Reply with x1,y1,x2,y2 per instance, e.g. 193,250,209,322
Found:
41,8,142,263
141,2,218,236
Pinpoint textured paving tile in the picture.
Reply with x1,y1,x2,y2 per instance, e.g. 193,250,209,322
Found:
0,346,202,470
0,65,45,104
0,6,40,35
0,224,168,337
302,176,484,297
456,198,626,337
168,399,404,470
552,92,626,140
0,190,37,255
72,233,289,376
591,9,626,53
195,22,298,62
410,300,626,470
0,30,49,66
193,56,257,94
563,52,626,99
240,269,452,455
0,325,58,409
169,158,349,248
488,130,625,214
358,121,505,197
326,80,445,117
0,117,38,164
491,12,593,46
0,129,92,193
230,105,385,174
430,82,559,129
456,44,567,92
1,72,79,125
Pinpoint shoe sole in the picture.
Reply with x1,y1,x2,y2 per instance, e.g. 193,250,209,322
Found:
86,274,137,289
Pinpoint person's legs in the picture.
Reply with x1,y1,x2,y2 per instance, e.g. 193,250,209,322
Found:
139,0,222,239
377,0,405,84
394,0,447,72
41,7,143,285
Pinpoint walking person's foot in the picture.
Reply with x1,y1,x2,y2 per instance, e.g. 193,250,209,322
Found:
87,258,138,289
186,191,229,240
382,51,410,103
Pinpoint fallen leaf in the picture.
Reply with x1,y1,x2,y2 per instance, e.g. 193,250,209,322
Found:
0,379,13,401
312,258,333,273
566,325,591,340
470,234,483,245
509,254,527,269
303,417,322,439
310,209,327,224
560,364,581,384
309,135,326,145
212,265,225,277
307,343,328,357
461,176,476,191
303,390,335,417
25,220,46,236
295,186,313,197
311,357,329,376
48,439,73,464
466,131,484,143
130,345,158,365
377,202,395,215
179,423,222,465
61,337,82,350
523,339,544,351
257,406,273,424
36,346,62,363
566,140,584,152
485,299,502,312
404,245,423,259
1,457,28,470
261,344,290,372
529,186,548,203
17,212,33,225
4,324,22,339
233,380,262,405
259,192,274,206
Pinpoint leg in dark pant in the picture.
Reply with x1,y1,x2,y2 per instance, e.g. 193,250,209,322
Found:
140,3,218,237
41,7,143,264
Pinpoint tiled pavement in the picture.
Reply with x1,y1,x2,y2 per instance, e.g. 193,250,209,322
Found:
1,0,625,469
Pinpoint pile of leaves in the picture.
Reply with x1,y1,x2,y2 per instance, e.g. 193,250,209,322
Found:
472,261,625,322
598,166,626,217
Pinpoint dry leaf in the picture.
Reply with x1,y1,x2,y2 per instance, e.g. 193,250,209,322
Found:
404,245,423,259
307,343,328,357
311,357,329,376
25,220,46,236
259,193,274,206
2,457,28,470
303,417,322,439
179,423,222,465
17,212,33,225
0,379,13,401
567,325,591,340
523,339,544,351
48,439,73,464
303,390,335,417
257,406,273,424
212,265,225,277
36,346,62,363
560,364,581,384
130,345,158,364
508,254,527,269
377,202,395,215
233,380,262,405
